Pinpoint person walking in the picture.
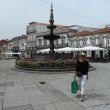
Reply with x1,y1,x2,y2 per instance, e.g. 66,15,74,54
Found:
75,53,89,102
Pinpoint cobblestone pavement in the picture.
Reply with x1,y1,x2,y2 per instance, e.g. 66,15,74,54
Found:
0,59,110,110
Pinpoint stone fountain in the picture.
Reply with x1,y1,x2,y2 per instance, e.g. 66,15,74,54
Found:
43,4,60,59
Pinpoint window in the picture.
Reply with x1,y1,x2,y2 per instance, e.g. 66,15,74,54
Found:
44,40,47,46
99,38,103,44
73,41,76,47
61,39,65,45
32,41,36,47
91,39,96,46
38,39,42,47
107,39,109,45
82,40,86,46
99,38,103,47
76,40,80,47
55,40,59,46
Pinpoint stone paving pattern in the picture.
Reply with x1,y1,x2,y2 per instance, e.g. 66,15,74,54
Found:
0,59,110,110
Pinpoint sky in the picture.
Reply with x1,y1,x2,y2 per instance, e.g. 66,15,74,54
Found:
0,0,110,39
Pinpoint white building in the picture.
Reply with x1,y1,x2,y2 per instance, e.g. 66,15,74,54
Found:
18,35,27,53
69,27,110,57
8,35,27,54
0,40,9,59
26,22,77,57
8,37,19,52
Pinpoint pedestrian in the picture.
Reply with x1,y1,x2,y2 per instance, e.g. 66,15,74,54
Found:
16,55,20,63
75,52,89,102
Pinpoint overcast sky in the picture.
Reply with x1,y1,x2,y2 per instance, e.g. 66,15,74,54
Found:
0,0,110,39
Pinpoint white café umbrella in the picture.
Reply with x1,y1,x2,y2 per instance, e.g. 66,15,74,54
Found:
80,46,105,51
5,51,22,55
38,47,82,53
79,46,107,58
15,52,22,55
38,48,50,53
5,51,14,55
71,47,82,51
57,47,73,53
56,47,82,53
38,48,57,53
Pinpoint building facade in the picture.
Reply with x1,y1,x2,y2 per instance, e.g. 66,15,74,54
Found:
8,37,19,52
70,27,110,48
18,35,27,54
69,27,110,57
26,22,49,57
26,22,78,57
8,35,27,54
0,39,9,59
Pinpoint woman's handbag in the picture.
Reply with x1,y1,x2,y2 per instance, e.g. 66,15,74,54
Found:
71,75,79,94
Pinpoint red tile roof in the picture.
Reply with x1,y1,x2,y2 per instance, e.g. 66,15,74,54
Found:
71,27,110,37
73,31,92,37
9,35,27,42
18,35,27,40
93,27,110,34
0,40,9,46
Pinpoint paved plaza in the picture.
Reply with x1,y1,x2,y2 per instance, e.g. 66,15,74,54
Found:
0,59,110,110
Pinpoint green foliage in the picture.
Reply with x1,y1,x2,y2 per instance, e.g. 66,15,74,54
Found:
16,60,39,68
16,59,76,69
55,59,64,66
64,59,75,66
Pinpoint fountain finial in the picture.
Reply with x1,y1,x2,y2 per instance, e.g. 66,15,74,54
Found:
50,3,54,24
